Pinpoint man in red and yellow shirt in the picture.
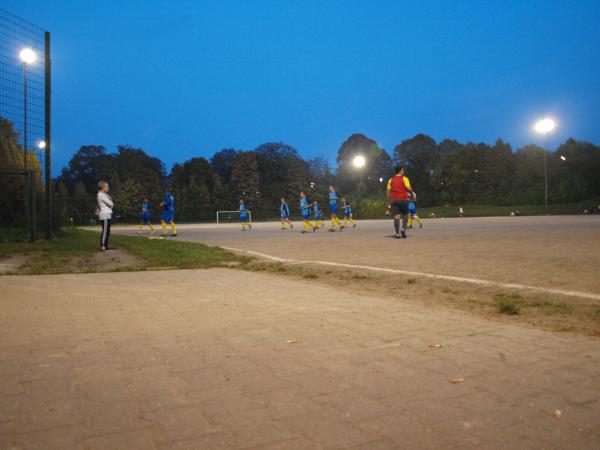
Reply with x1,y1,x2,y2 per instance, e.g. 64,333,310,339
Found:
387,165,416,239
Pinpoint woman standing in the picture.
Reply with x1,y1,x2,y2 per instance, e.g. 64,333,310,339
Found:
97,181,114,251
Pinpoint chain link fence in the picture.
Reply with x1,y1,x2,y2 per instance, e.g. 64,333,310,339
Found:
0,7,51,241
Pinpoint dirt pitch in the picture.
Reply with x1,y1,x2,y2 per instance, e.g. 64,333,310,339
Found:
113,215,600,296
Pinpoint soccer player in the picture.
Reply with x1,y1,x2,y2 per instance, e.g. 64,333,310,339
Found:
387,165,416,239
299,191,316,233
328,185,342,232
138,197,155,235
313,200,324,228
341,196,357,228
407,199,423,229
280,198,293,230
160,189,177,237
240,199,252,231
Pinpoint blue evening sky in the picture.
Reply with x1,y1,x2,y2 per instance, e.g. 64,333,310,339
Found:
5,0,600,173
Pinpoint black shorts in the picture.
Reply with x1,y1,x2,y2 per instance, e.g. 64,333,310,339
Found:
390,199,409,216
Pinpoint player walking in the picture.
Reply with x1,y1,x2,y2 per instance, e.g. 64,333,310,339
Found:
280,198,293,230
240,199,252,231
138,197,155,235
299,192,316,233
407,199,423,229
341,196,357,228
328,185,342,232
313,200,324,228
387,165,416,239
160,189,177,237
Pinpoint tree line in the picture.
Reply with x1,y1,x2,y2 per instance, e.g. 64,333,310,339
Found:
2,115,600,226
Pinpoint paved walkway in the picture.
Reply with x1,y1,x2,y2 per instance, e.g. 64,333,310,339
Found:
0,269,598,449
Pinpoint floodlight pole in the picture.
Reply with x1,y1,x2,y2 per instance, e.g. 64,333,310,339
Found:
543,133,548,215
23,60,36,242
45,31,52,239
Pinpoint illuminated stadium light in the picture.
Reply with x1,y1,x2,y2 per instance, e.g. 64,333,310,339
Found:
353,155,366,168
533,118,556,214
560,155,566,161
379,177,383,183
38,141,46,149
534,118,556,134
19,47,37,64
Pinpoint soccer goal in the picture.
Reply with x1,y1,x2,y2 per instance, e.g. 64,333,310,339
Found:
216,210,252,224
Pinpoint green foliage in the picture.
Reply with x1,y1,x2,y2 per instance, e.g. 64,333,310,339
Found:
52,125,600,222
0,228,242,274
496,294,522,315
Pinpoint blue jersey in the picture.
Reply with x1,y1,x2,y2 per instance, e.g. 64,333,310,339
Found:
313,204,322,219
280,202,290,217
408,201,417,214
343,200,352,215
141,201,150,214
300,197,310,217
328,191,338,206
240,204,249,220
163,193,174,212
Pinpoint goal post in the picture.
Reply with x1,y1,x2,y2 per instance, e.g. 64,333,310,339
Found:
216,210,252,224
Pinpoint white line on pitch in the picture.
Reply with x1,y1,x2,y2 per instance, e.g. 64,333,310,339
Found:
222,246,600,301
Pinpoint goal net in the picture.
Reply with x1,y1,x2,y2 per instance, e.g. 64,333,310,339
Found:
216,210,252,224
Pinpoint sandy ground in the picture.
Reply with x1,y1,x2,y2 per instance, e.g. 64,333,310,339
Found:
0,269,599,449
113,216,600,295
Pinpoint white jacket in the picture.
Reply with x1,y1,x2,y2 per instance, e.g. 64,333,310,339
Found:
97,191,113,220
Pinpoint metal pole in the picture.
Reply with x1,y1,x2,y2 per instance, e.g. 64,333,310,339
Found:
45,31,52,239
24,62,36,242
543,133,548,215
23,62,27,172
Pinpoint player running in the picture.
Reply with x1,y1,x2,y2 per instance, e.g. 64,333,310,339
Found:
280,198,293,230
299,192,316,233
138,197,155,235
240,199,252,231
387,165,416,239
313,200,324,228
341,196,357,228
328,185,342,232
407,199,423,229
160,189,177,237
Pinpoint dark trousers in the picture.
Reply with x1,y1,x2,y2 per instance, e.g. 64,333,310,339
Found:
100,219,111,250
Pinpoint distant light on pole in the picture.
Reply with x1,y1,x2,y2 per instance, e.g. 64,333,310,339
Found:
38,141,46,149
560,155,566,161
534,118,556,134
19,47,37,64
534,117,557,215
353,155,366,168
379,177,383,183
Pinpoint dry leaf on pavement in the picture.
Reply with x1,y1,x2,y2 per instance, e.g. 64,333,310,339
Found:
286,339,300,344
553,410,562,419
429,344,443,348
450,378,465,384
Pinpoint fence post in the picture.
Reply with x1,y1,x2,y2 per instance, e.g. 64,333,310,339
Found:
45,31,52,239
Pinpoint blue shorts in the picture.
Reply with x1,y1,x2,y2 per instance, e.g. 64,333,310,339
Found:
281,214,289,219
241,214,249,222
161,211,174,222
330,204,338,215
344,211,351,218
409,207,417,215
302,213,310,221
140,212,151,223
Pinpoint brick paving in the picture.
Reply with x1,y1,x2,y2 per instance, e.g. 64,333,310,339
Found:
0,269,598,449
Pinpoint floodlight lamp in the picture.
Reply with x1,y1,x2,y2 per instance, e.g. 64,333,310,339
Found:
534,118,556,134
38,141,46,149
19,48,37,64
353,155,366,168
